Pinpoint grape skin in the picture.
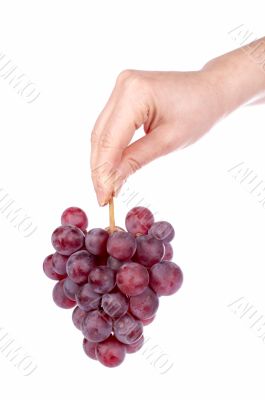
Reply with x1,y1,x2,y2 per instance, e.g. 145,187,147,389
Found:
63,278,80,301
75,283,101,311
52,225,84,256
107,231,136,261
82,310,112,342
96,336,126,368
150,261,183,296
88,266,116,294
83,338,97,360
72,306,88,330
107,256,123,271
85,228,109,256
101,292,129,318
130,287,159,320
126,335,144,354
66,250,96,284
116,262,149,296
148,221,175,242
43,254,65,280
52,280,76,309
134,235,164,267
113,313,143,345
52,252,69,275
125,207,154,236
163,242,173,261
61,207,88,231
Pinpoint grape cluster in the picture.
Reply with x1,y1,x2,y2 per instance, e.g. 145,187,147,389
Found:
43,206,183,367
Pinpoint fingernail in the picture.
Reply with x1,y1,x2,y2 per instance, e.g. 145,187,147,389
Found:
97,188,108,207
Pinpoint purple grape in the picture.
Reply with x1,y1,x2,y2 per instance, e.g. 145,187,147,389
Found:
126,335,144,354
52,280,76,309
149,221,175,242
113,313,143,345
83,338,97,360
72,306,88,330
107,231,136,261
43,254,65,280
63,278,80,300
85,228,109,255
88,266,115,294
107,256,123,271
130,287,159,320
134,235,164,268
52,252,69,275
125,207,154,236
163,242,173,261
75,283,101,311
141,315,156,326
66,250,96,284
101,292,129,318
51,225,84,256
150,261,183,296
96,336,126,367
116,262,149,296
61,207,88,231
82,310,112,342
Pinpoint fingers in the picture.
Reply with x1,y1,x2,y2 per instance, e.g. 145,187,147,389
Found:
91,70,150,206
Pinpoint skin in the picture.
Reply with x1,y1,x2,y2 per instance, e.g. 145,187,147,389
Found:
91,38,265,206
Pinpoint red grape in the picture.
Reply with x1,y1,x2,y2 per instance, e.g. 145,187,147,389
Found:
113,313,143,345
141,315,156,326
107,231,136,261
52,280,76,309
61,207,88,231
82,310,112,342
125,207,154,236
75,283,101,311
83,338,97,360
101,292,129,318
96,336,126,367
85,228,109,255
134,235,164,267
148,221,175,242
66,250,96,284
107,256,123,271
130,287,159,320
88,266,115,294
116,262,149,296
52,252,68,275
63,278,80,300
43,254,65,280
150,261,183,296
52,225,84,256
72,306,88,330
163,242,173,261
126,335,144,354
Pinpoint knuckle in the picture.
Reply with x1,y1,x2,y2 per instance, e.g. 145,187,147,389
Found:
116,69,142,90
126,156,142,174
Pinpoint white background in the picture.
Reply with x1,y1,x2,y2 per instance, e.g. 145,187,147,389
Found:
0,0,265,398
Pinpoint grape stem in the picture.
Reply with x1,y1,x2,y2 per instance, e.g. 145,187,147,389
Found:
109,197,115,233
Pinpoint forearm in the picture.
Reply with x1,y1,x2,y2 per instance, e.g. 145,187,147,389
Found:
203,37,265,115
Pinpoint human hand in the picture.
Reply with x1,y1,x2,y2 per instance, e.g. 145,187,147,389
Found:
91,69,224,206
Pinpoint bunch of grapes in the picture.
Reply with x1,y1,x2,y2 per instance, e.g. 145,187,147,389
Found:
43,205,183,368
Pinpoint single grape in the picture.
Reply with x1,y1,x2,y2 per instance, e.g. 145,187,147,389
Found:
82,310,112,342
130,287,159,320
125,207,154,236
72,306,88,330
96,336,126,367
52,280,76,309
148,221,175,242
43,254,65,280
141,315,156,326
107,256,123,271
134,235,164,267
163,242,173,261
75,283,101,311
85,228,109,255
52,252,68,275
83,338,97,360
101,292,129,318
61,207,88,231
116,262,149,296
113,313,143,345
66,250,96,284
88,266,115,294
107,231,136,261
150,261,183,296
63,278,80,300
51,225,84,256
126,335,144,354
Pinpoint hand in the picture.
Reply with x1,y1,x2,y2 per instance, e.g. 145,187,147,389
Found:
90,69,224,205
